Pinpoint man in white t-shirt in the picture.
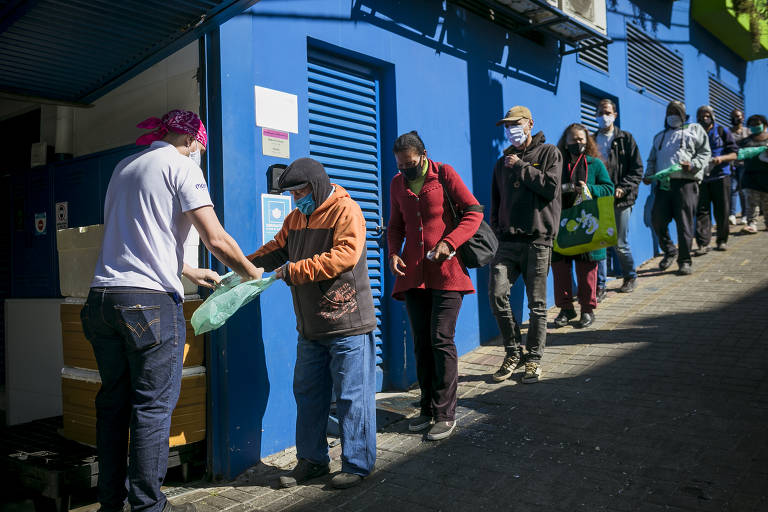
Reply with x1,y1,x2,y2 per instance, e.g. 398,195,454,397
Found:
82,110,262,512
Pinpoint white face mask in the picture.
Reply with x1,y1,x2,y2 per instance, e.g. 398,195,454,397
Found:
506,124,527,147
666,115,683,129
189,141,202,166
597,114,615,130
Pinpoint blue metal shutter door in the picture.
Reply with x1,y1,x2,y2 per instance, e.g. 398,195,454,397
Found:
307,51,385,391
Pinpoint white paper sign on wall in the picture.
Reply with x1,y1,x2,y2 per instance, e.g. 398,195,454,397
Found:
254,86,299,134
56,201,69,230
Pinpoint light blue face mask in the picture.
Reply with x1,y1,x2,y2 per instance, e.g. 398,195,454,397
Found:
295,193,316,215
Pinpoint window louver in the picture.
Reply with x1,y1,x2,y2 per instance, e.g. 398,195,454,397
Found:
708,75,744,126
578,38,609,73
626,22,685,104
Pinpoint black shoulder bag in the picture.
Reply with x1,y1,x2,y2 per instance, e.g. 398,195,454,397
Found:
437,165,498,268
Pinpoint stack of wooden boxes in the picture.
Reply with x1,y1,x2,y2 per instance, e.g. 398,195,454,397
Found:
57,225,206,447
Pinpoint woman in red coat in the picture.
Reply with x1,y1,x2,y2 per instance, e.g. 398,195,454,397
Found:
387,131,483,441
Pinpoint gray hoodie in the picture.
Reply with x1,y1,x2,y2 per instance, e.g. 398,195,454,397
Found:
645,102,712,183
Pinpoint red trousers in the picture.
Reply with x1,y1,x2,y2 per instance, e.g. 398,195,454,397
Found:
552,259,598,313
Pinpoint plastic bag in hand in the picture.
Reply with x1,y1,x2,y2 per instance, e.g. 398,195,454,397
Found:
191,272,277,335
737,146,768,160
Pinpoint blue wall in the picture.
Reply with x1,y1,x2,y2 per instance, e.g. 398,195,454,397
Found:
209,0,767,477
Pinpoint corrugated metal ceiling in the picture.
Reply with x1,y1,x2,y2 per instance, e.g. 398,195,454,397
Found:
0,0,258,105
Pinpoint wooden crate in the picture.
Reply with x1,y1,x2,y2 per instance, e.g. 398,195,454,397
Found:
60,300,204,370
61,368,206,447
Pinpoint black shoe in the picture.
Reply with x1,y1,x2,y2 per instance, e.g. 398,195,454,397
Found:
492,353,522,382
619,277,636,293
553,308,577,328
715,242,728,251
659,254,676,271
677,262,693,276
596,287,607,303
279,459,330,488
163,503,196,512
331,472,364,489
408,414,433,432
693,246,710,257
577,311,595,328
426,420,456,441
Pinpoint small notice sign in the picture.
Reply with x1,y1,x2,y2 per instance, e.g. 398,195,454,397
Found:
261,193,292,243
34,212,47,236
56,201,69,230
262,128,290,159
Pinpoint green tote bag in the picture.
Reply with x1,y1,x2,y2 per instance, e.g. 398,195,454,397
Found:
554,195,618,256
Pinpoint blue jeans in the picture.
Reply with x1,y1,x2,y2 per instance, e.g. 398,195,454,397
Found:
598,205,637,287
81,287,185,512
294,332,377,476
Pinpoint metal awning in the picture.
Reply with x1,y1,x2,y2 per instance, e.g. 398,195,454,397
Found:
0,0,259,106
449,0,611,53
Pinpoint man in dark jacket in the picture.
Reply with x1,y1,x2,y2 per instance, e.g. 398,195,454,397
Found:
694,105,739,252
593,99,644,296
489,106,562,385
249,158,377,490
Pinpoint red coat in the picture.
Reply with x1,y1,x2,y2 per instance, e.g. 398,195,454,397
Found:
387,159,483,300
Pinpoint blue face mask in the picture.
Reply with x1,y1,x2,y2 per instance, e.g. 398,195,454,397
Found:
295,193,316,215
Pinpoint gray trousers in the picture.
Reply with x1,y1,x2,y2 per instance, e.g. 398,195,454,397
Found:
488,241,551,362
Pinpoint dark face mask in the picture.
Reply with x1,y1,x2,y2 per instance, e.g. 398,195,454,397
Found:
400,156,424,181
567,143,586,155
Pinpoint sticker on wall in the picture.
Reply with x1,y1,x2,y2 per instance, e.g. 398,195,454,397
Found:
34,212,47,236
262,128,290,159
254,86,298,134
56,201,69,230
261,193,292,243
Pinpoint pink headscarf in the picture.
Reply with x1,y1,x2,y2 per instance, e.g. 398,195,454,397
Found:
136,109,208,148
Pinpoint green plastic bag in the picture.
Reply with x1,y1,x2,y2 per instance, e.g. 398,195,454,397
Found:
191,272,277,335
647,164,681,191
554,195,618,256
737,146,768,160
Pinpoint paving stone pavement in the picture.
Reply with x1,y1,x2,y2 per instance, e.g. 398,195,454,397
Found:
171,225,768,512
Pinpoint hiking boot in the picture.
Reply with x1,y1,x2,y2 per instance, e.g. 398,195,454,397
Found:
553,308,577,328
577,311,595,328
659,254,676,270
522,362,541,384
426,421,456,441
331,472,363,489
596,287,607,303
677,262,693,276
408,415,433,432
279,459,330,488
715,242,728,251
492,353,522,382
619,277,636,293
693,246,710,256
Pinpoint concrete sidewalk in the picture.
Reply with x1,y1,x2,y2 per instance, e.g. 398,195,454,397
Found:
170,225,768,511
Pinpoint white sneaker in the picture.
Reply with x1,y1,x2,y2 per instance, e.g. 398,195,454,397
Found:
740,216,748,225
728,215,737,225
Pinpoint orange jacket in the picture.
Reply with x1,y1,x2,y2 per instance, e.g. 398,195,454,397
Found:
249,185,376,339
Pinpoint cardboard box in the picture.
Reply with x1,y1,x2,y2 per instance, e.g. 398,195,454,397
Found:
57,225,104,298
61,299,204,370
61,366,206,447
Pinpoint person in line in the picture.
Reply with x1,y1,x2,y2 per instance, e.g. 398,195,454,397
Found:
693,105,738,253
720,114,768,234
643,100,711,276
728,109,750,225
82,110,264,512
552,124,614,329
387,131,482,441
489,106,562,384
249,158,377,489
593,99,643,298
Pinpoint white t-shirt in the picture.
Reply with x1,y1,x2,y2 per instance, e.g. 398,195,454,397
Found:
91,141,213,297
596,128,615,162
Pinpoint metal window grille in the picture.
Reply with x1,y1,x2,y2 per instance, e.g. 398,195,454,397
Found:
578,38,609,73
580,90,603,134
708,75,744,126
626,22,685,104
306,49,385,390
